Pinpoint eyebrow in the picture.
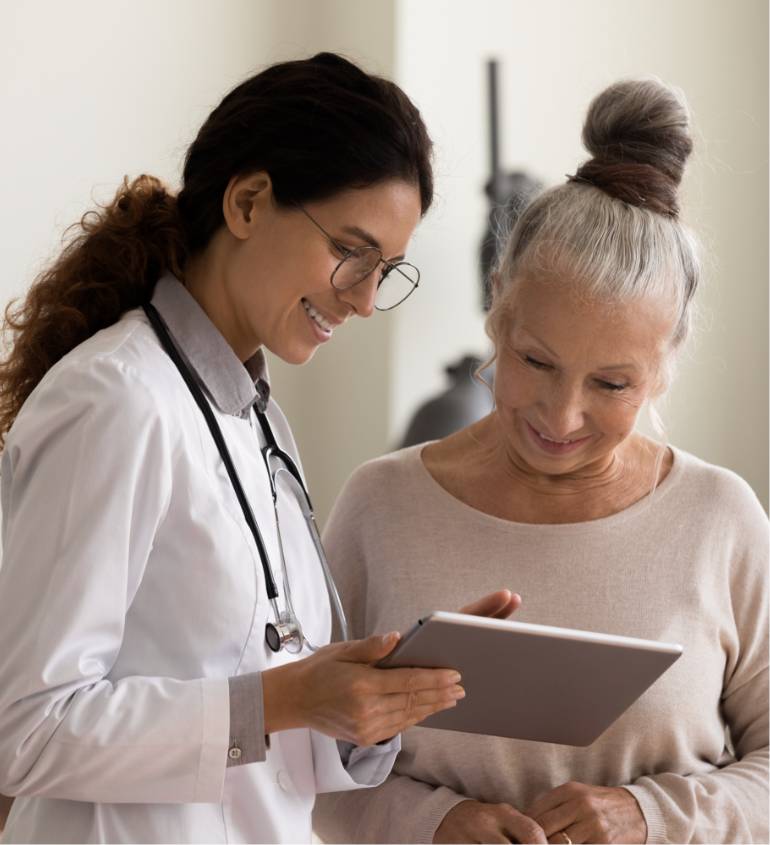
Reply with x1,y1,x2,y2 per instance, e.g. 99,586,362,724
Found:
339,225,405,262
520,330,640,372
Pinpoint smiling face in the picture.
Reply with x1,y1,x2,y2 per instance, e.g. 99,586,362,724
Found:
196,175,422,365
492,275,674,478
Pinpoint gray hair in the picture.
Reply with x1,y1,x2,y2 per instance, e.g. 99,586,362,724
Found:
488,78,701,390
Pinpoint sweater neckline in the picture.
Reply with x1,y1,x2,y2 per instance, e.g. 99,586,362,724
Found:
408,441,686,534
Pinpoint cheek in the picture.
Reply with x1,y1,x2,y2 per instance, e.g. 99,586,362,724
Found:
596,396,643,439
494,359,539,410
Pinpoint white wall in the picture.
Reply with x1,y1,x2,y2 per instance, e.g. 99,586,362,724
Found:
0,0,399,527
1,0,282,301
2,0,767,521
254,0,398,528
392,0,768,510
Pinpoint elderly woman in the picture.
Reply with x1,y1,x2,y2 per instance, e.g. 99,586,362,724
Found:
313,79,768,845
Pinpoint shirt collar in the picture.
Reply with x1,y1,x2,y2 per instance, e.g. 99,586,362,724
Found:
150,273,271,417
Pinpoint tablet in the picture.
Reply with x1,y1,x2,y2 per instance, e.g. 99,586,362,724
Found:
377,611,682,746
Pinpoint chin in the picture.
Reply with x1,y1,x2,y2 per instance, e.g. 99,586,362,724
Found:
277,344,319,366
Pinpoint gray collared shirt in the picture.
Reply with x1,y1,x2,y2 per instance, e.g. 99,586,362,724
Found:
151,273,271,418
151,273,269,767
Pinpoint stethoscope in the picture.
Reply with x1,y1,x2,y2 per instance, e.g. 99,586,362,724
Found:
143,302,349,654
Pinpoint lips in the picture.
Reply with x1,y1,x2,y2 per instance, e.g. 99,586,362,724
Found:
301,298,336,333
525,420,592,456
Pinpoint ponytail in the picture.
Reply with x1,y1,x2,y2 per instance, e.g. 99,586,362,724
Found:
1,52,434,448
0,175,185,447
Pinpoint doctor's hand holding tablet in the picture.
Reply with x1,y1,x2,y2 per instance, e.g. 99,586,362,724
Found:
262,590,520,746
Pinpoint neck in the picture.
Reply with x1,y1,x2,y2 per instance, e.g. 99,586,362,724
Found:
182,246,260,364
471,413,660,522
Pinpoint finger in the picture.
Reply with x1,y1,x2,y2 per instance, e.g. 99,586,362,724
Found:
496,807,548,845
490,592,522,619
338,631,401,664
526,782,583,820
535,805,578,838
381,685,465,716
374,665,462,693
562,820,592,845
379,698,459,735
547,822,586,845
458,589,521,619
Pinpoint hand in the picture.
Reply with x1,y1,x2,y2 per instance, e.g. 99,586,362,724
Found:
263,632,464,746
434,799,547,844
525,782,647,844
458,589,522,619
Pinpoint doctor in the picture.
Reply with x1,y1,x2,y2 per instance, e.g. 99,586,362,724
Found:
0,53,517,843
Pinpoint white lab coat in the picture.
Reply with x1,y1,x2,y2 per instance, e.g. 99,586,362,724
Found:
0,309,398,843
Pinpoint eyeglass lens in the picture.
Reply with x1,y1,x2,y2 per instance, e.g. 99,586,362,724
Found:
331,247,419,310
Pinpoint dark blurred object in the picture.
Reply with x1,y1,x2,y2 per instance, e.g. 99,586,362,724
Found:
0,795,13,832
398,60,541,449
400,356,494,448
480,171,542,310
480,60,543,311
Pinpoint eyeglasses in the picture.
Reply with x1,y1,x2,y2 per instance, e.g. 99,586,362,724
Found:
296,205,420,310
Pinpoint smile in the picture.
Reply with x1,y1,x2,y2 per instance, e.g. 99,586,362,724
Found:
525,421,593,455
301,298,335,335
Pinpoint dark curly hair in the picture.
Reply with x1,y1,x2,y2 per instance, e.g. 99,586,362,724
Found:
0,52,433,446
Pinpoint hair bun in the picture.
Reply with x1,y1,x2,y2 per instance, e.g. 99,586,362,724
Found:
574,79,693,216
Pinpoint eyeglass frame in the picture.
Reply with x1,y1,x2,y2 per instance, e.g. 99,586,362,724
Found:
295,204,420,311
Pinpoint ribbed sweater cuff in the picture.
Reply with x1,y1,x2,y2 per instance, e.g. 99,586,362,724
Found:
415,791,472,844
623,784,667,844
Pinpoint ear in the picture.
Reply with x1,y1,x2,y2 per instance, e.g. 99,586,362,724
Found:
222,171,274,240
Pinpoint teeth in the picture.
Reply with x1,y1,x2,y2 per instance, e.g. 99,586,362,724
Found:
539,431,573,444
302,299,333,333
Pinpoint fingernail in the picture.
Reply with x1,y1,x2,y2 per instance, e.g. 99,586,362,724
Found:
449,672,462,684
452,686,466,699
384,631,400,644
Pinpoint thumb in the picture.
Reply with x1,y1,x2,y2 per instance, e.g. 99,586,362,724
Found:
340,631,401,664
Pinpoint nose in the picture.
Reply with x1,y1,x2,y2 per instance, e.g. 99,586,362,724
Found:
338,272,379,318
540,381,586,439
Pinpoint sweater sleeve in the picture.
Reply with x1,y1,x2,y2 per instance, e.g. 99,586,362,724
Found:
314,772,470,843
0,358,230,803
624,480,769,844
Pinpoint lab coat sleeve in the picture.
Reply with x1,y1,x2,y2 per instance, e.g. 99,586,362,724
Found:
0,356,230,804
227,673,267,765
311,732,400,794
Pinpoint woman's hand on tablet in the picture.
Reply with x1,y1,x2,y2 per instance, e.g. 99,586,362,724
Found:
434,799,547,844
458,589,522,619
263,632,465,746
525,782,647,844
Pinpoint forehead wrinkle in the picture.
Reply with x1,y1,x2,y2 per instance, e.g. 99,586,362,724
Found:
510,302,653,376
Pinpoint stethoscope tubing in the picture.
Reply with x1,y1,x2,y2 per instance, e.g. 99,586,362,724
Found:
143,302,348,650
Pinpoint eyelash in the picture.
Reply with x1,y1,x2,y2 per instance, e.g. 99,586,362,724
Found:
522,356,628,392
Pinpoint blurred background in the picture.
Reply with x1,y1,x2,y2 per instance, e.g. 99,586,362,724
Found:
2,0,767,524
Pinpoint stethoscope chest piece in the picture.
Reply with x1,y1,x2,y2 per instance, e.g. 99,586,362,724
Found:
265,618,303,654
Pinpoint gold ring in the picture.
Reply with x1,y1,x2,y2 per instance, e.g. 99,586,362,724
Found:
559,833,572,845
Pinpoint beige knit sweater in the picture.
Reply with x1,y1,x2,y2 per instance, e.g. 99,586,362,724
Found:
312,445,768,844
